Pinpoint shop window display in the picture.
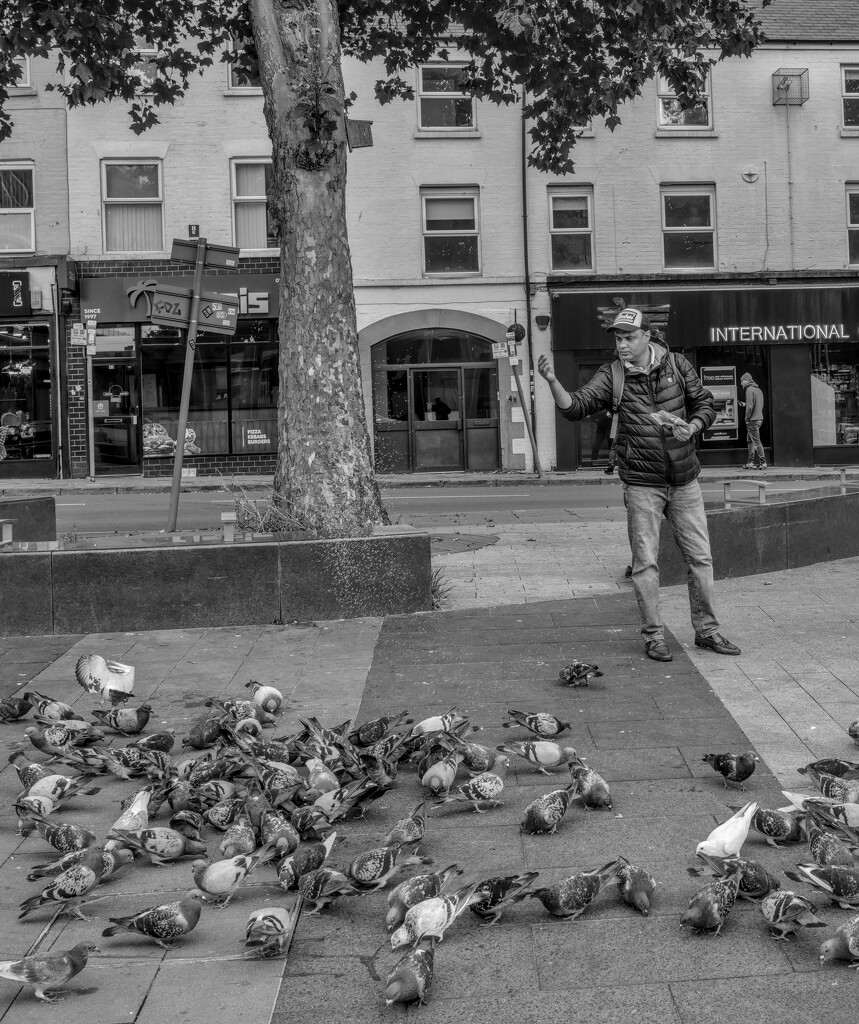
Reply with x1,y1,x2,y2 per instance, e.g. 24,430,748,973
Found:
811,343,859,446
0,323,52,462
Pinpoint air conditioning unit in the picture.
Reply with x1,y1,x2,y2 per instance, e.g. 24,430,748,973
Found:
772,68,809,106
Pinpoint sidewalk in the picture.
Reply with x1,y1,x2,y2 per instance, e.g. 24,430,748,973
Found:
1,501,858,1021
1,464,857,496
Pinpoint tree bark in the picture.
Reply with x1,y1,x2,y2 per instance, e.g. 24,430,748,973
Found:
250,0,389,537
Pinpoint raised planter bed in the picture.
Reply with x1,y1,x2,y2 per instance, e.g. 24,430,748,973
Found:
658,487,859,585
0,525,431,635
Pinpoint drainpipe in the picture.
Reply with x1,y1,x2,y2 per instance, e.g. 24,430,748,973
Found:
520,90,542,476
50,281,64,479
778,77,795,270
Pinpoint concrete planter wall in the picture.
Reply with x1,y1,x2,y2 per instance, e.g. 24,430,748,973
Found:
0,526,431,635
0,496,56,542
659,490,859,585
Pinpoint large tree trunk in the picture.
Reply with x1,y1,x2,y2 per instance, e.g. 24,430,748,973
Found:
251,0,389,537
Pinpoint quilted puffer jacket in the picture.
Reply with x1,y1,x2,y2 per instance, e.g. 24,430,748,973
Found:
558,343,716,487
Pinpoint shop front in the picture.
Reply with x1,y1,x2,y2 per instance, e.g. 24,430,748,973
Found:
0,269,62,479
78,275,279,476
548,280,859,469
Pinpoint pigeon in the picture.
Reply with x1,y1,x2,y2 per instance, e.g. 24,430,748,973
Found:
848,720,859,747
617,860,657,915
568,756,612,810
390,880,486,948
244,680,284,715
742,805,804,847
468,871,539,926
798,766,859,803
245,906,293,958
25,817,97,855
170,809,206,842
8,751,57,789
21,691,76,722
27,846,133,882
15,796,57,836
75,654,135,704
0,942,99,1003
110,827,207,865
184,716,222,750
91,703,152,734
528,860,623,920
127,729,176,753
803,799,859,838
695,801,758,859
347,845,432,892
761,889,827,940
297,867,360,913
520,784,578,835
689,854,781,901
819,914,859,965
558,661,603,687
19,844,106,920
803,758,859,779
384,938,435,1006
277,833,337,891
785,864,859,909
0,694,32,723
111,787,152,832
703,751,760,790
433,755,509,813
102,891,205,948
502,710,571,738
290,805,332,840
496,741,578,775
681,865,741,936
219,814,259,860
259,810,300,856
205,697,275,726
805,810,856,868
384,801,427,850
191,841,274,906
305,756,340,796
440,734,497,774
22,773,101,806
23,725,77,760
408,707,466,739
421,751,462,796
348,711,412,747
386,865,463,932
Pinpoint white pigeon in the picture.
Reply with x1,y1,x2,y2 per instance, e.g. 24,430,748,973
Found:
695,801,758,859
75,654,135,704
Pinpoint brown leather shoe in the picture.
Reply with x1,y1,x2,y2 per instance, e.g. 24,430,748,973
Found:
695,632,741,656
645,639,672,662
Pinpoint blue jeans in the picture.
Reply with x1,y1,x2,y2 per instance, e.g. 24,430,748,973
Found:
746,422,765,465
623,480,720,642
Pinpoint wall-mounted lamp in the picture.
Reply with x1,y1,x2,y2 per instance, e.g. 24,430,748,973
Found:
535,314,551,331
59,286,78,316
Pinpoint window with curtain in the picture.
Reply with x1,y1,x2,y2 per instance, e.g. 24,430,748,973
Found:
421,189,480,274
0,164,35,252
102,161,163,252
232,161,276,250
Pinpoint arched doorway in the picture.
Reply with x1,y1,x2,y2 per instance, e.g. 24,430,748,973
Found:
371,328,500,472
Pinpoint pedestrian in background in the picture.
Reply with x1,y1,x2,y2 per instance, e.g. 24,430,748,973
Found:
537,307,741,662
739,373,766,469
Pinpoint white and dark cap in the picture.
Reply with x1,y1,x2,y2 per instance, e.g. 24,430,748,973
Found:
608,307,651,333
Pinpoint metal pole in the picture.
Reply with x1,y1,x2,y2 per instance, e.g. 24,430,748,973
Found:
86,352,95,482
511,362,539,473
166,239,207,532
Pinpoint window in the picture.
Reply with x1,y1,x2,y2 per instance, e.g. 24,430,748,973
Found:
548,190,593,271
661,187,716,269
848,189,859,265
0,164,35,252
0,323,53,462
843,68,859,127
227,39,261,90
811,343,859,446
10,57,31,89
657,74,711,129
421,189,480,274
232,161,276,249
132,39,158,95
102,161,163,252
417,65,474,129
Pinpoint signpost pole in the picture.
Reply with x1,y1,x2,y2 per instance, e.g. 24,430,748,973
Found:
166,239,207,533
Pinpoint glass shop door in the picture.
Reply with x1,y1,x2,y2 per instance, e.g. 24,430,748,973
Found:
92,359,141,473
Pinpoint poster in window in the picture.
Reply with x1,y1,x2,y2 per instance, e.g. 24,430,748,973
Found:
700,366,738,441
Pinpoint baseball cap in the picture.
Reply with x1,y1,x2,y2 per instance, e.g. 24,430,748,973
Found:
608,307,651,333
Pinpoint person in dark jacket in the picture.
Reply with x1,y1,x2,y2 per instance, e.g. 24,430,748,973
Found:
739,373,766,469
537,307,741,662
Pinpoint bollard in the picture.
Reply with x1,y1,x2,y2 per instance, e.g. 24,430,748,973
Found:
221,511,237,543
0,520,12,545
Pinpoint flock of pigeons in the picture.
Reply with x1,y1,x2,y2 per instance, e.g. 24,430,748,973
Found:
0,652,859,1007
